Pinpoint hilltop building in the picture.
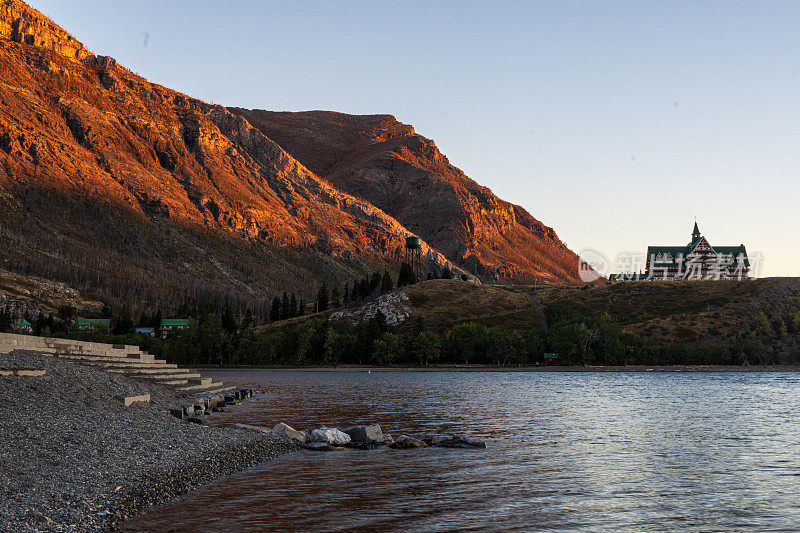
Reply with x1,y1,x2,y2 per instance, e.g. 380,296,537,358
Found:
646,223,749,280
609,223,751,282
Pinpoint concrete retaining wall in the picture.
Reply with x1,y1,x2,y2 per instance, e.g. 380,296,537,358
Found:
0,333,141,358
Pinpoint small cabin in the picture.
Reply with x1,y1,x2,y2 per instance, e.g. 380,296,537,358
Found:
12,318,33,334
133,326,156,337
159,318,190,338
74,318,111,331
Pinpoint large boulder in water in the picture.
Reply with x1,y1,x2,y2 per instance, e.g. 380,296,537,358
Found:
272,422,307,444
343,424,387,444
308,427,351,446
390,435,428,449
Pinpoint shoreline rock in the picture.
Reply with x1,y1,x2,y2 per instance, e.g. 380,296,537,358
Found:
307,426,352,446
343,424,389,445
390,435,428,449
273,422,308,444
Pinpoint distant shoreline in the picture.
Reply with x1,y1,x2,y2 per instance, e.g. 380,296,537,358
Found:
196,364,800,373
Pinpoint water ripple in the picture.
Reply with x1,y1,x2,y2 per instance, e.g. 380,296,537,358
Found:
122,370,800,532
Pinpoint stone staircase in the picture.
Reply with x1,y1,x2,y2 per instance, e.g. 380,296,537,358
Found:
0,332,232,394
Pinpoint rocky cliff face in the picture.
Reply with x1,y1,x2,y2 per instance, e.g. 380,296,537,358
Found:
231,110,581,283
0,0,88,60
0,0,581,317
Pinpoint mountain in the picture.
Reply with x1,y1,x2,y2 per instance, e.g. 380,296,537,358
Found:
231,110,580,284
0,0,582,318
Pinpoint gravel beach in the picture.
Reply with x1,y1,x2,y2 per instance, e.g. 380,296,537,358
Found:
0,350,298,532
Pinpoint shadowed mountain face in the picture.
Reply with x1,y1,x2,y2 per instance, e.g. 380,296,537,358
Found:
0,0,581,316
230,110,581,284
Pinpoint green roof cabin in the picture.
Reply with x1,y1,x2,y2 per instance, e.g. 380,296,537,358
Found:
74,318,111,331
12,318,32,334
159,318,190,337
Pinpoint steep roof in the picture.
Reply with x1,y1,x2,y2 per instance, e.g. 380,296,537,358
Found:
74,318,111,326
647,243,749,267
646,246,689,267
160,318,190,327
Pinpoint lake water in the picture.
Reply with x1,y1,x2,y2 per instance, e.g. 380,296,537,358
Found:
122,370,800,532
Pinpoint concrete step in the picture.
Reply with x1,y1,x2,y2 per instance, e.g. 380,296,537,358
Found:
140,376,190,385
202,385,236,395
57,354,166,364
78,361,178,370
106,367,193,375
174,381,226,392
127,371,201,380
187,377,213,386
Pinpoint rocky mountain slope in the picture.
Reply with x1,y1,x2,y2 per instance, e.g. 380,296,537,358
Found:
232,110,581,284
0,0,582,317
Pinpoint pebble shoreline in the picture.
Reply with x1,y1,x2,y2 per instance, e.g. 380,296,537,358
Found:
0,350,298,532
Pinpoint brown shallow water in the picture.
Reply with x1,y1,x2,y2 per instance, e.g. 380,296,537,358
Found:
122,370,800,532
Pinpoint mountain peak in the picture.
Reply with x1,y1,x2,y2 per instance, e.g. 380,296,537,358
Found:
0,0,90,61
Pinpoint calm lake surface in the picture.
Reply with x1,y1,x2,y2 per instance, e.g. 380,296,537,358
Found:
123,370,800,532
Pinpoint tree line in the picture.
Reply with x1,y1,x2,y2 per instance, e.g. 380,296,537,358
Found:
267,262,463,323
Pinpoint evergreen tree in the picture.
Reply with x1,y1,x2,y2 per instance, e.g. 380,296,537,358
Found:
356,279,366,300
152,309,163,329
332,286,341,308
289,293,298,318
343,283,350,305
381,269,394,293
221,305,237,334
177,301,193,318
397,262,416,287
241,308,254,330
0,306,11,332
317,282,329,312
370,271,382,292
114,307,133,335
373,309,389,332
270,296,281,322
361,276,371,298
33,312,46,335
298,299,306,316
281,291,290,320
58,305,75,322
441,265,454,279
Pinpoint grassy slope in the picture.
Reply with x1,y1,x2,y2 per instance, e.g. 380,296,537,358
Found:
531,280,758,345
398,279,766,345
271,278,800,353
400,280,538,333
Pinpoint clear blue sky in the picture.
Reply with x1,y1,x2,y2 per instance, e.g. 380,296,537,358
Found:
31,1,800,276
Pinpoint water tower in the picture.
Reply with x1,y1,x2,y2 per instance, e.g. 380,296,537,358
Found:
405,236,422,281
